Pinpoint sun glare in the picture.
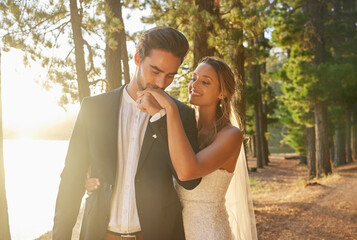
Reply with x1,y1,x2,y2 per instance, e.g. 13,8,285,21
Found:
1,50,79,139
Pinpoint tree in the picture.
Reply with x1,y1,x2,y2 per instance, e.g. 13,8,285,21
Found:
303,0,331,177
0,50,11,240
352,109,357,160
193,0,218,68
333,112,346,166
105,0,130,90
306,126,316,178
324,0,357,165
70,0,90,102
248,34,270,167
271,1,333,177
271,0,357,176
251,62,266,167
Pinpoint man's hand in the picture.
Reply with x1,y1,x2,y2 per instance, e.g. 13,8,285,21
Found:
136,92,163,116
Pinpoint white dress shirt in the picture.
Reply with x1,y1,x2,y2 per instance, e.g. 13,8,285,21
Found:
108,87,164,234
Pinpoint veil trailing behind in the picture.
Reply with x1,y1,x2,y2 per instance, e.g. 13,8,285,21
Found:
225,111,258,240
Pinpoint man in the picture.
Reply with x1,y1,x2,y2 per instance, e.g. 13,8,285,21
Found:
52,26,200,240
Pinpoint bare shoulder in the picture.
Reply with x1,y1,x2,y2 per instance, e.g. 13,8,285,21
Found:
216,125,243,145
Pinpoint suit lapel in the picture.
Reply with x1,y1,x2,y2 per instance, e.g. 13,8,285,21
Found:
137,121,156,171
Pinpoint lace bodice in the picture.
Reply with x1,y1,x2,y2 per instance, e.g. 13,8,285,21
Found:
175,169,234,240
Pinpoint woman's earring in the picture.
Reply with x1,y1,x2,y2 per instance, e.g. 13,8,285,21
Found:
219,99,223,108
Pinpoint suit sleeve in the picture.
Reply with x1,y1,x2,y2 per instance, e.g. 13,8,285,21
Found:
151,106,201,190
52,98,91,240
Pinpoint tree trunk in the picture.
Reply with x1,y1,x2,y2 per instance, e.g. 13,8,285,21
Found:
193,0,218,68
230,1,246,134
307,0,325,64
352,109,357,160
251,64,266,168
121,31,130,84
307,126,316,179
307,0,331,177
300,155,307,165
315,102,332,177
262,106,269,165
0,51,11,240
334,123,346,166
345,111,352,163
105,0,130,90
250,27,270,167
70,0,90,102
232,31,246,132
251,135,256,157
105,0,122,91
262,92,270,163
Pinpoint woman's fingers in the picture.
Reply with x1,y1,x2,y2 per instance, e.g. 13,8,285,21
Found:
142,89,169,107
85,178,100,194
143,88,161,97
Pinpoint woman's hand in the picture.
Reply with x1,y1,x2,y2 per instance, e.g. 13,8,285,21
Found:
85,175,100,195
137,88,175,111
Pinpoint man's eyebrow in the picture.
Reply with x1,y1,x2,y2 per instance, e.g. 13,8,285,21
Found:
150,65,177,75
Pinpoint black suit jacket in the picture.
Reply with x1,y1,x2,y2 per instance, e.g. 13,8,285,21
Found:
52,86,200,240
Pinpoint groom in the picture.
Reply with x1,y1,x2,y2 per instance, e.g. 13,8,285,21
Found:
52,26,201,240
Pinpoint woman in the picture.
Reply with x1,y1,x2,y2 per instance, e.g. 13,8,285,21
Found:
86,57,257,240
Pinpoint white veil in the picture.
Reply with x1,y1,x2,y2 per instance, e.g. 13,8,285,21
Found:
225,110,258,240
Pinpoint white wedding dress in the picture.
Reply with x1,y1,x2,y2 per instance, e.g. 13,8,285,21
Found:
175,169,235,240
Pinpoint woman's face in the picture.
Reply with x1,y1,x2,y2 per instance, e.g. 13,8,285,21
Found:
188,63,222,107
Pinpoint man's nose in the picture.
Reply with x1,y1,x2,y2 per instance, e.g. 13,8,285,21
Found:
155,76,168,89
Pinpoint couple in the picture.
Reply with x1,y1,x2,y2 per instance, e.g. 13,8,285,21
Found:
53,26,257,240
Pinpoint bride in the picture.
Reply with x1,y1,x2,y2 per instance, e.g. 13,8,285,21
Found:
86,56,257,240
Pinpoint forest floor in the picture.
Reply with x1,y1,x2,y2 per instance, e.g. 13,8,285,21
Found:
248,154,357,240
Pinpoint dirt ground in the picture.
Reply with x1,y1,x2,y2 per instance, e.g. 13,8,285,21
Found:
247,154,357,240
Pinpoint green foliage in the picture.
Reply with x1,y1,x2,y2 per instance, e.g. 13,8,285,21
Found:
141,0,273,70
166,68,192,105
142,0,278,136
269,52,313,153
270,0,357,154
316,63,357,108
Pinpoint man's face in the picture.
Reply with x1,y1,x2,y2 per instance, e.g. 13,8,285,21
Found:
135,49,182,91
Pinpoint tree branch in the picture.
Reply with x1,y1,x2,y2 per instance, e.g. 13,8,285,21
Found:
89,78,110,92
83,39,96,75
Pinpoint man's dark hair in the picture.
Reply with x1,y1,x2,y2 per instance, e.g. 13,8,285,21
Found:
136,26,189,63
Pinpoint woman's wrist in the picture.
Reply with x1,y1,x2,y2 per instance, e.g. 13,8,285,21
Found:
165,101,178,115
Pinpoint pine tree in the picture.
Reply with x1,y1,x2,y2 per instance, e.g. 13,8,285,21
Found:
271,1,322,177
105,0,131,90
271,0,357,177
324,0,357,165
69,0,90,102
